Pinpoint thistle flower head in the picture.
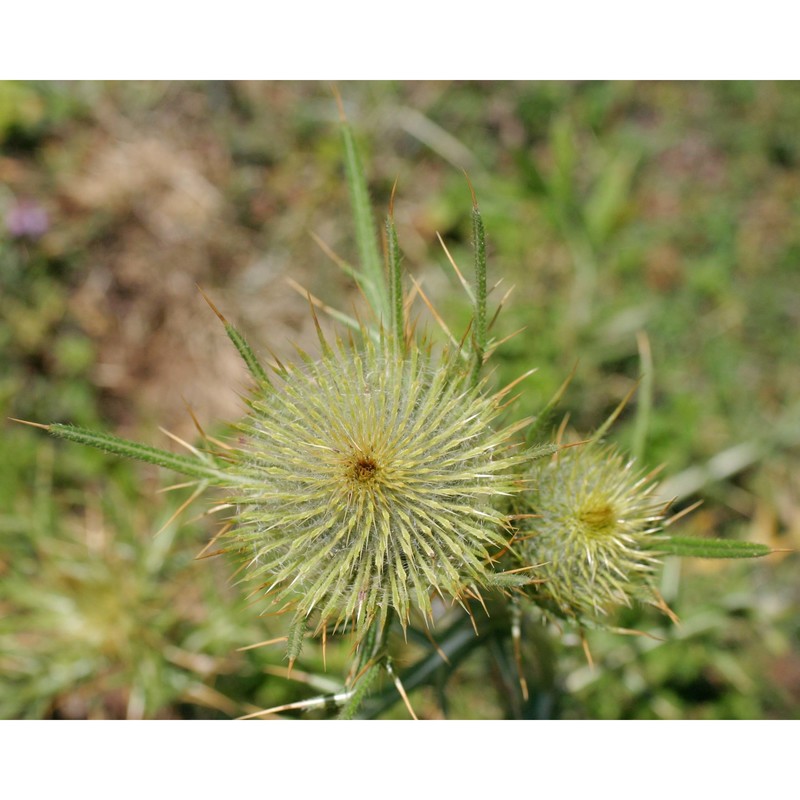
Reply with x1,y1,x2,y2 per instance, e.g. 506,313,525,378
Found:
227,333,523,642
517,444,665,622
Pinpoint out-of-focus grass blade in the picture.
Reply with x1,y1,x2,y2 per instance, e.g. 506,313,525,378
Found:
632,331,653,462
525,363,577,444
584,150,640,246
337,96,388,321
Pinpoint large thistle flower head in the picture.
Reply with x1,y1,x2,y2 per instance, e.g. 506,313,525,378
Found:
517,443,666,622
227,332,525,644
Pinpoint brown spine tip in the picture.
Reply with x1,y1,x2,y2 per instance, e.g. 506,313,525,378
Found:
463,169,478,209
558,439,592,451
8,417,50,430
389,177,399,218
331,83,346,122
196,284,228,325
181,396,207,441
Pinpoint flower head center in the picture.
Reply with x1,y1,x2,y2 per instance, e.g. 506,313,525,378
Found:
577,500,616,537
348,454,380,484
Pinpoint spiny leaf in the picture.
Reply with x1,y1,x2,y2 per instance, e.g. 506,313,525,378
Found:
197,285,270,386
45,423,230,483
468,177,487,386
224,324,271,387
488,571,540,589
656,535,773,560
287,616,309,668
386,184,405,350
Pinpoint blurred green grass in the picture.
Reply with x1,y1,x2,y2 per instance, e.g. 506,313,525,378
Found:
1,81,798,718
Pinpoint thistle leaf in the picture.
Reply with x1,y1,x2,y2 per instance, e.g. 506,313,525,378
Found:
386,197,405,350
224,323,271,387
656,535,772,560
488,572,540,589
197,285,270,386
46,424,229,483
469,186,487,386
287,616,308,666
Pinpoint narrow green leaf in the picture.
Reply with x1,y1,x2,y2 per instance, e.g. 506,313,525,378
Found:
386,211,404,350
224,322,271,387
471,200,487,387
197,287,270,386
340,117,388,319
584,150,639,246
656,535,772,560
47,424,229,483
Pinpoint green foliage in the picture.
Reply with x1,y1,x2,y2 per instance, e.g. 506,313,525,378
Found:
0,447,255,719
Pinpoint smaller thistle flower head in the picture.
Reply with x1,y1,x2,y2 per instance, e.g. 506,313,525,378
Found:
516,443,665,622
227,332,524,644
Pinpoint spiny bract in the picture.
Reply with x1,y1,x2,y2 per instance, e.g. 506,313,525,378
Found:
517,443,665,621
227,333,525,643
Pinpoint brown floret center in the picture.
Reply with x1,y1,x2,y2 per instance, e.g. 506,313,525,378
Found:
351,456,379,483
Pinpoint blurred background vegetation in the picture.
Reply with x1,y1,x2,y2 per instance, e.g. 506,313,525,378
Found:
1,81,798,719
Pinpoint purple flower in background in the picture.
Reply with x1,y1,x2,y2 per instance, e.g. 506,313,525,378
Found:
5,200,50,240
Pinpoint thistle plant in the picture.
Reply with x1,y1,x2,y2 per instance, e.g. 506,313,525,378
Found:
15,102,775,719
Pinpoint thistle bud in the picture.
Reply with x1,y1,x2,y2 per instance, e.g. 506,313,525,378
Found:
517,444,665,622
